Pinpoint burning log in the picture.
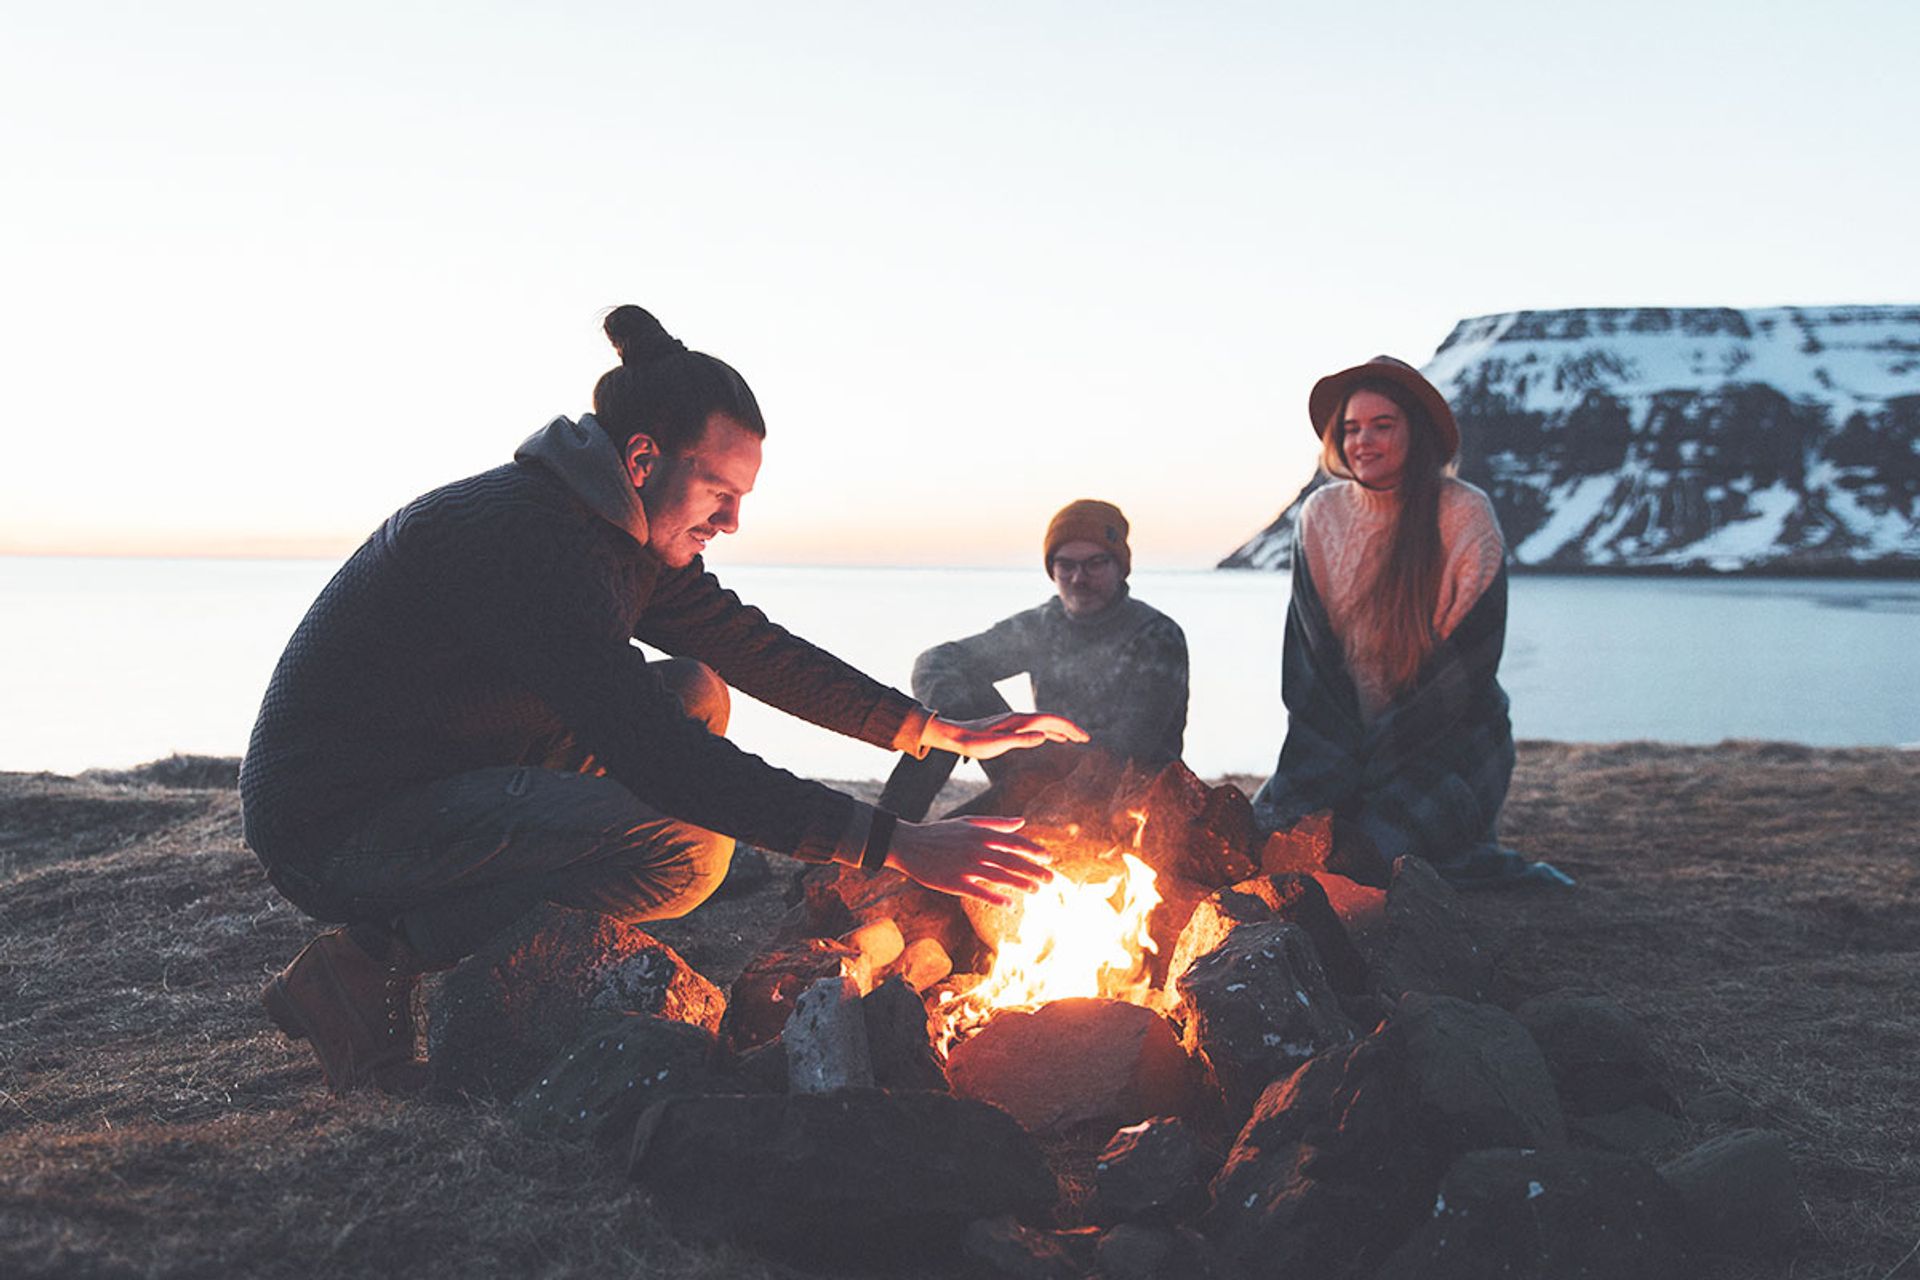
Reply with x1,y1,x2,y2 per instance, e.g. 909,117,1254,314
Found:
843,917,905,973
947,842,1166,1052
879,936,953,991
787,862,982,970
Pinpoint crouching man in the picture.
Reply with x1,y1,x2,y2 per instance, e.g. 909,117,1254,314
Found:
240,305,1081,1094
877,499,1189,822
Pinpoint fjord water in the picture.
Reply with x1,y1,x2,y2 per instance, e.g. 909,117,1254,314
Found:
1,557,1914,778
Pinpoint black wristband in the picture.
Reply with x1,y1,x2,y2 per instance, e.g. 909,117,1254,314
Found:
861,810,898,875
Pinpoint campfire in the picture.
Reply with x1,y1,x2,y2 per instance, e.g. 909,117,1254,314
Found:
723,749,1376,1138
485,752,1749,1280
934,810,1166,1054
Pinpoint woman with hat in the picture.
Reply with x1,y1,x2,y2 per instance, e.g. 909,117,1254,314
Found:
1250,356,1570,887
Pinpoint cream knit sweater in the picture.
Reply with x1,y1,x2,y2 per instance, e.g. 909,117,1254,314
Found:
1297,477,1506,721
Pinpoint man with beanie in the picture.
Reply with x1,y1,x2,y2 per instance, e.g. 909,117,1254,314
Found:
876,499,1190,821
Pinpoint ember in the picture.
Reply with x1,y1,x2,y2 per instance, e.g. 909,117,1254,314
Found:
937,812,1167,1052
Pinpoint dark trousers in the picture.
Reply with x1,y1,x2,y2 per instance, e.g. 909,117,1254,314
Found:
288,658,735,967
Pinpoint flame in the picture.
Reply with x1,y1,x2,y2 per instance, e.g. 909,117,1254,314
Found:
938,811,1164,1052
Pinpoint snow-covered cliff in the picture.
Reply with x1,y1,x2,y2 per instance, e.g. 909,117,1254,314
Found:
1221,306,1920,574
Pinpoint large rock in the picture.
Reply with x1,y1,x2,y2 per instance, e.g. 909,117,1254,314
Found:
784,975,873,1093
1131,761,1259,891
862,976,949,1092
1659,1129,1800,1257
1164,883,1271,993
1090,1116,1213,1225
1200,994,1564,1275
627,1088,1057,1264
947,998,1199,1134
1398,992,1565,1153
1231,873,1369,997
713,975,953,1096
426,906,724,1100
721,936,863,1052
1372,856,1492,1003
1094,1223,1237,1280
510,1015,716,1146
1374,1147,1685,1279
1176,920,1356,1121
962,1215,1097,1280
1311,871,1388,958
1259,809,1393,889
1202,1035,1437,1278
1567,1103,1688,1154
1516,992,1677,1116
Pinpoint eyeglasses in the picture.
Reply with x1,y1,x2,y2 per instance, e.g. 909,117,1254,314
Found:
1052,553,1116,578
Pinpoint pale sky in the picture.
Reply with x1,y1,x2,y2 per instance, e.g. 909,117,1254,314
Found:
4,0,1916,567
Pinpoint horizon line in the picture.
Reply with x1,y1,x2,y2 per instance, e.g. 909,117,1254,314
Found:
0,548,1241,573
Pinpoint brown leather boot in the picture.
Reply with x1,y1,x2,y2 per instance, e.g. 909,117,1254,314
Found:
262,928,431,1095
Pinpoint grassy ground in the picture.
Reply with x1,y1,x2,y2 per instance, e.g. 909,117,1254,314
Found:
1,743,1916,1279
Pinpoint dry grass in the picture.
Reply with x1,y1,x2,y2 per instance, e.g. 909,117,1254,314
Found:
2,744,1916,1279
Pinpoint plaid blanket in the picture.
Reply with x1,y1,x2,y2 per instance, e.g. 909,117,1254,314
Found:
1251,553,1561,886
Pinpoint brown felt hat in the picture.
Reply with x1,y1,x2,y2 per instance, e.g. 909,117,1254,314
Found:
1308,355,1460,461
1044,498,1130,577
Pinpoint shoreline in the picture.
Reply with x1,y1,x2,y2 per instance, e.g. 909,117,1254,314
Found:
9,737,1915,793
8,548,1920,578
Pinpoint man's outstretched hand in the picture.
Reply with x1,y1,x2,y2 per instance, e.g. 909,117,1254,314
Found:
923,712,1088,761
886,816,1054,907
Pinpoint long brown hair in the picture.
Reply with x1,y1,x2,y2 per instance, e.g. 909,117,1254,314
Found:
1319,377,1454,695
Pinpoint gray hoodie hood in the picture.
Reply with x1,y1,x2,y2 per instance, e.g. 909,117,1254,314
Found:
514,414,650,545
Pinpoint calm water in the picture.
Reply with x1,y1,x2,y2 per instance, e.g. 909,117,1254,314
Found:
1,557,1914,778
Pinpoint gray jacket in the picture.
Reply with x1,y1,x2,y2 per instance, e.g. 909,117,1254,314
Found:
911,589,1188,765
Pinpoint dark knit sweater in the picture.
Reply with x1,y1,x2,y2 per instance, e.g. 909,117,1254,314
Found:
911,590,1188,766
240,417,928,866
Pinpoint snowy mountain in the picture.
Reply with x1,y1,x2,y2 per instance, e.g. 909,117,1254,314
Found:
1221,305,1920,574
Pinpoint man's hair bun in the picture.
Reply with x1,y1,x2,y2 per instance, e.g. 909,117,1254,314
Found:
604,304,688,366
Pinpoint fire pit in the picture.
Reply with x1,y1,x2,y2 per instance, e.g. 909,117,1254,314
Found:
936,810,1166,1054
731,751,1361,1135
